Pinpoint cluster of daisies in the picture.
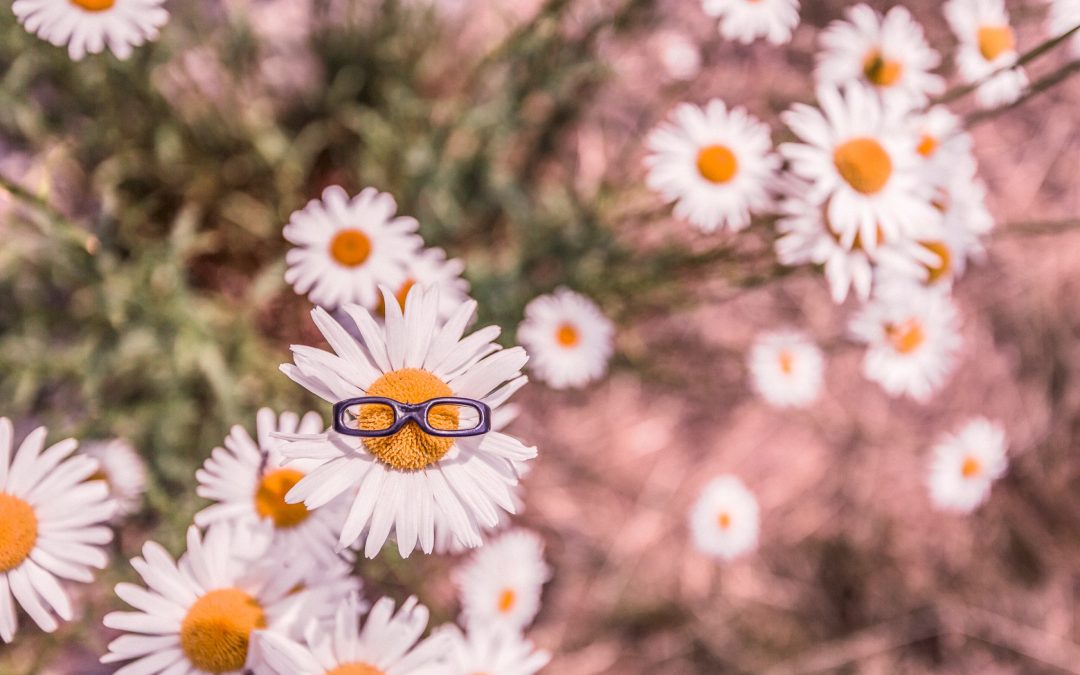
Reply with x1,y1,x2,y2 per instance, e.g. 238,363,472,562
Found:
651,0,1051,562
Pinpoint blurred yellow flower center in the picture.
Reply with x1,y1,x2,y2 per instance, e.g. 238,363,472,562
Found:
361,368,458,470
326,664,384,675
717,512,732,530
556,323,580,348
977,25,1015,61
254,469,310,529
917,134,938,158
778,351,794,374
885,319,925,355
498,588,517,613
71,0,115,10
696,144,739,184
180,588,266,674
330,229,372,267
88,468,109,484
0,493,37,573
833,138,892,195
961,456,981,478
919,241,952,284
862,50,903,87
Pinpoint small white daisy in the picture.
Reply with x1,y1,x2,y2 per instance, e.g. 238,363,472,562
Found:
81,437,147,518
284,186,423,311
516,288,614,390
908,105,975,182
277,285,536,558
454,529,550,631
1050,0,1080,57
848,282,962,402
13,0,169,61
701,0,800,45
689,475,760,562
440,623,551,675
927,417,1008,513
780,84,940,252
380,246,471,322
747,330,825,408
258,593,449,675
816,4,944,108
646,99,779,234
945,0,1028,108
0,419,115,642
102,522,338,674
194,408,348,568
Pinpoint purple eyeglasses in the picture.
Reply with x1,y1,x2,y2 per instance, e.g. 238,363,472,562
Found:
332,396,492,438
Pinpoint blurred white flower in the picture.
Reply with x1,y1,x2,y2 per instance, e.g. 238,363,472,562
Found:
284,186,423,311
927,417,1008,513
81,437,147,518
748,330,825,408
646,99,780,233
381,247,472,322
0,419,115,643
102,523,338,674
780,84,940,253
848,283,962,402
277,286,536,558
945,0,1028,108
258,593,449,675
654,30,702,81
816,4,944,108
454,529,551,631
13,0,169,61
702,0,800,45
440,622,551,675
195,408,350,569
1050,0,1080,57
517,288,614,390
907,106,975,182
689,475,760,562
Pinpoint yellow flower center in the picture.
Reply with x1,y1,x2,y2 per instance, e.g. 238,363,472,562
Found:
778,351,794,374
179,588,267,674
833,137,893,195
917,134,938,158
0,494,38,573
326,664,385,675
556,323,580,348
70,0,115,11
254,468,311,529
696,144,739,184
329,229,372,267
717,512,732,530
360,369,458,470
961,456,981,478
919,241,952,284
862,50,903,87
977,25,1015,61
497,588,517,614
885,319,925,355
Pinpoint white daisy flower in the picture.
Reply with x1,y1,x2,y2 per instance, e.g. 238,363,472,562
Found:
284,186,423,311
689,475,760,562
102,522,339,674
780,84,940,253
258,593,449,675
908,105,975,181
927,417,1008,513
816,4,944,108
1050,0,1080,57
13,0,169,61
379,246,471,322
440,623,551,675
81,437,147,518
194,408,348,568
945,0,1028,108
0,419,115,643
747,330,825,408
701,0,800,45
277,285,536,558
454,529,550,631
516,288,614,390
646,99,779,234
848,283,962,402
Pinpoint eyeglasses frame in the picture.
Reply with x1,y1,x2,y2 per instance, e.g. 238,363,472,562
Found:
331,396,492,438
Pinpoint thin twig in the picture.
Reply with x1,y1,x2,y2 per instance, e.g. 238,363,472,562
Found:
996,218,1080,237
965,60,1080,128
0,174,98,253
